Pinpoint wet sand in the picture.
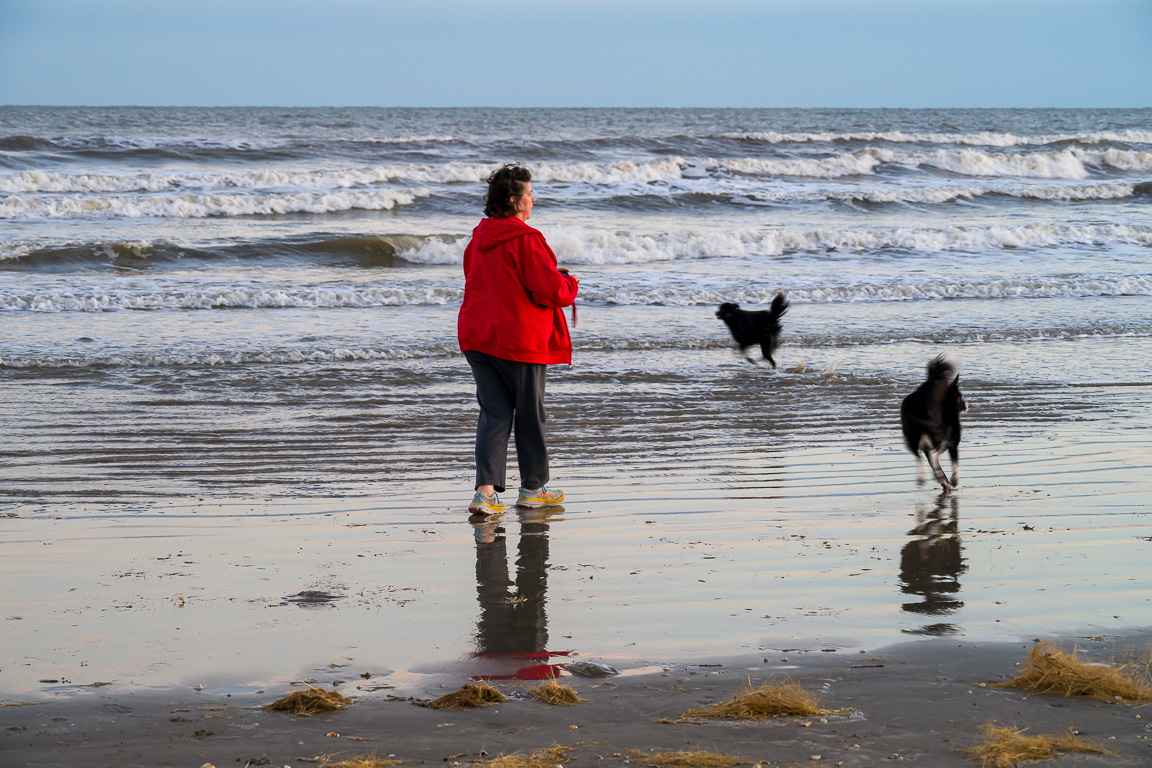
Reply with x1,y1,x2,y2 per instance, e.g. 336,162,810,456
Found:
4,421,1150,695
3,634,1151,767
4,420,1151,766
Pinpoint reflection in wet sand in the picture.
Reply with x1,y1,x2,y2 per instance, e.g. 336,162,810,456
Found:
900,493,966,636
471,508,569,680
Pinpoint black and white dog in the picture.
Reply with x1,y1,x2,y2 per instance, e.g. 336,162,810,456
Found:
900,355,968,491
715,292,789,368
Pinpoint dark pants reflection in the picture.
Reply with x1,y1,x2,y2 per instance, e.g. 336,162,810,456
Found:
899,493,966,636
472,511,563,679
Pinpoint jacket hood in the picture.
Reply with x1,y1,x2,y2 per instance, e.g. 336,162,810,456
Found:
472,216,539,251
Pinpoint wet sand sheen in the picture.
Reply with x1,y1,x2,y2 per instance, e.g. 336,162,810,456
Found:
2,413,1149,697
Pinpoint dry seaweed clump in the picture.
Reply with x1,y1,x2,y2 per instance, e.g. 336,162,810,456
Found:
682,679,845,720
966,724,1111,768
626,749,746,768
321,755,404,768
989,640,1152,702
266,684,352,716
527,679,587,705
481,746,572,768
425,683,507,711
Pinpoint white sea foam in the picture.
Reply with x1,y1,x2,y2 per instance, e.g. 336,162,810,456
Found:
0,167,433,194
50,135,285,152
717,153,887,178
0,188,429,219
713,148,1152,179
361,135,457,144
5,272,1150,314
393,222,1152,267
322,158,688,185
0,240,37,262
4,147,1143,201
580,275,1152,306
724,129,1152,147
0,158,687,196
0,284,463,312
737,182,1138,205
0,344,462,369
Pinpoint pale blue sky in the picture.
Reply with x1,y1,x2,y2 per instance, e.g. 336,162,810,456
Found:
1,0,1149,107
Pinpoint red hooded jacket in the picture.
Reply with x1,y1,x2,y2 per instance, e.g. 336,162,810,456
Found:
458,216,579,365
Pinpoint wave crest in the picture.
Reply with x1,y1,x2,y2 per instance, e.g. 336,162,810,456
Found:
394,222,1152,267
0,188,429,220
723,129,1152,147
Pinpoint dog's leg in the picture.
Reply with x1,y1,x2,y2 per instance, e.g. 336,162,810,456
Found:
919,436,952,491
759,341,777,369
948,444,960,487
914,435,931,486
925,448,954,492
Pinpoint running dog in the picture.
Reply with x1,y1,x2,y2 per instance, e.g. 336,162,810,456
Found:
900,355,968,491
715,292,789,368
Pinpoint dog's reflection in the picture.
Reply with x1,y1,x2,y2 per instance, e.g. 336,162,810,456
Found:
470,507,567,679
899,493,966,634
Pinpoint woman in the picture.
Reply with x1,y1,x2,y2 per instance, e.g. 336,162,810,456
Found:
458,164,579,514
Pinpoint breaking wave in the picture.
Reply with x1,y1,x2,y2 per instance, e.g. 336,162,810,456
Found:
0,159,688,196
395,222,1152,266
0,188,429,220
6,222,1150,274
724,129,1152,147
3,148,1147,209
734,182,1141,205
0,233,463,268
716,148,1152,179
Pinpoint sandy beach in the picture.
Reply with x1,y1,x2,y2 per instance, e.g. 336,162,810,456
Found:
4,634,1152,767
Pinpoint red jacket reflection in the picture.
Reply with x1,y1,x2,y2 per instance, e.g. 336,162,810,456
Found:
458,216,578,365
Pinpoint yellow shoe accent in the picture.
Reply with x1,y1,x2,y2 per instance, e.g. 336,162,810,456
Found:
469,492,505,513
515,486,565,508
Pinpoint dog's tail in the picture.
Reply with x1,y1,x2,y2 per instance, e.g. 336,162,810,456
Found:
926,354,957,384
768,291,789,327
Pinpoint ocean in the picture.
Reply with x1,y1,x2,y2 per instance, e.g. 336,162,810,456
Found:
1,107,1150,694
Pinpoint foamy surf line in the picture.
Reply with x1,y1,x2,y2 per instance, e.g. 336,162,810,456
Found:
0,158,689,196
724,129,1152,146
733,181,1145,205
6,145,1149,202
0,188,430,220
4,274,1150,313
715,147,1152,179
5,222,1151,269
0,344,462,369
407,222,1152,266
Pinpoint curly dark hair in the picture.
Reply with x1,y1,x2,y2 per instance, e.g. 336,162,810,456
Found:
483,164,532,218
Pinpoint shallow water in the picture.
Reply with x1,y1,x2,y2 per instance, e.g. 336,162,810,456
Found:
3,340,1149,696
2,107,1151,697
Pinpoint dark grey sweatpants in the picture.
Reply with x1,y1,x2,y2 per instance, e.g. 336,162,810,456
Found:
464,350,550,493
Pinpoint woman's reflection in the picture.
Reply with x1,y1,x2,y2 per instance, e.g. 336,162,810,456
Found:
471,508,568,679
899,492,966,636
